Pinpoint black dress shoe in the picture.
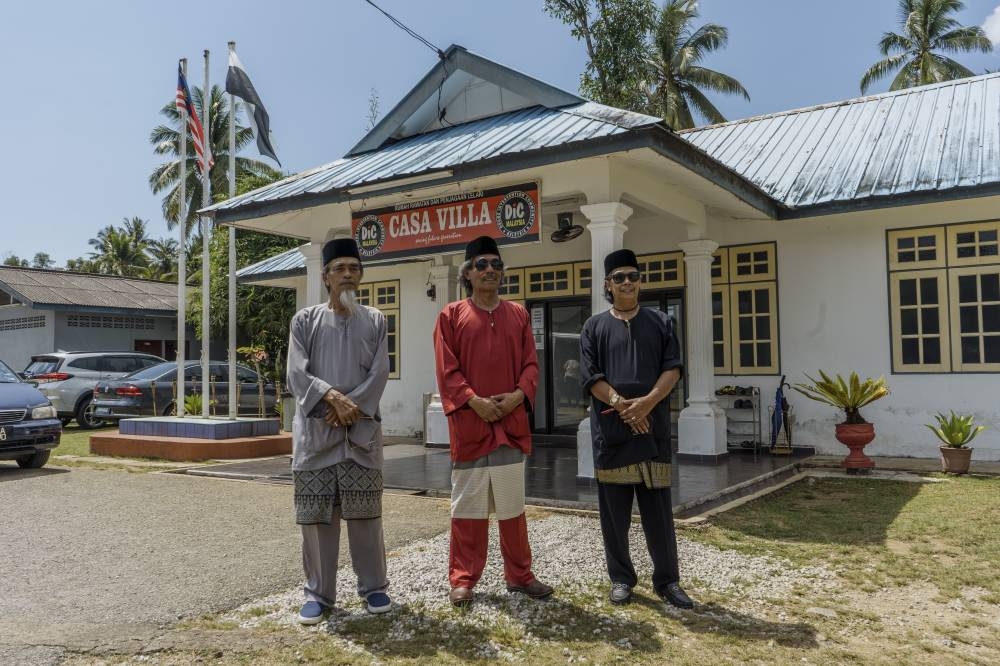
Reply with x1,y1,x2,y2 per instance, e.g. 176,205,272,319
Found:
660,582,694,609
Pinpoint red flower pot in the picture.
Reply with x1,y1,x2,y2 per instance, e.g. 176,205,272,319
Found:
835,423,875,471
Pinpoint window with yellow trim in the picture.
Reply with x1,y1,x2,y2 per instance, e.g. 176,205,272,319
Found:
728,243,776,283
712,287,731,374
498,268,524,300
711,250,728,285
525,263,574,297
357,280,401,379
889,221,1000,373
637,252,684,289
573,262,592,295
730,282,779,374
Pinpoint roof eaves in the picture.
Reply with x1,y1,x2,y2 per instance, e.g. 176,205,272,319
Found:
776,180,1000,220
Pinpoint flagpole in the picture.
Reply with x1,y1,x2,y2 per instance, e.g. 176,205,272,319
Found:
227,41,237,419
177,58,188,418
201,49,211,418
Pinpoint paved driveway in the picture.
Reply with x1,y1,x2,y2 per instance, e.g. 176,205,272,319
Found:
0,463,451,660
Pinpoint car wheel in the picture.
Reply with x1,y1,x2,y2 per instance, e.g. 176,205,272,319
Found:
163,402,177,416
16,450,50,469
75,395,104,429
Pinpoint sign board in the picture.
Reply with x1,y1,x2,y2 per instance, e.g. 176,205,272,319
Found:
531,304,545,350
351,182,540,261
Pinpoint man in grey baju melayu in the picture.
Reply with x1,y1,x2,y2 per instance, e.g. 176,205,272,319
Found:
286,237,392,624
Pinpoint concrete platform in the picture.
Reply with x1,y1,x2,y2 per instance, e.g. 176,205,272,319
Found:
119,416,279,439
90,432,291,462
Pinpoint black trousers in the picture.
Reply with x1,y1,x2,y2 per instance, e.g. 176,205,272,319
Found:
597,481,680,593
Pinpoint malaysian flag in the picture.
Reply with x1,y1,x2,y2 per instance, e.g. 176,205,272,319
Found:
176,64,213,173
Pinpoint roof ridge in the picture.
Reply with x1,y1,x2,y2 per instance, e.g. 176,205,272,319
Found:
0,265,176,285
680,71,1000,134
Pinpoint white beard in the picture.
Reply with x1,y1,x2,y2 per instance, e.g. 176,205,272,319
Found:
339,288,359,315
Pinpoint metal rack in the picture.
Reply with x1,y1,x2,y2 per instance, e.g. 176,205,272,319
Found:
716,386,762,456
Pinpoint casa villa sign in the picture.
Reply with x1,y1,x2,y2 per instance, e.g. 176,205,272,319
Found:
351,182,540,260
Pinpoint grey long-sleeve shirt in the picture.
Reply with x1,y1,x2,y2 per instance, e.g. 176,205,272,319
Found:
286,303,389,471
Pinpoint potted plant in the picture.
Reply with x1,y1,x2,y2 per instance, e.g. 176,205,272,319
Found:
927,411,985,474
793,371,890,472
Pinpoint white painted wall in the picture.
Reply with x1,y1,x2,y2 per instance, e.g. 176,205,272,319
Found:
0,305,55,370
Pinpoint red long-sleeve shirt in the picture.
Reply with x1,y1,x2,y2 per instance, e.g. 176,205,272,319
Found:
433,298,538,462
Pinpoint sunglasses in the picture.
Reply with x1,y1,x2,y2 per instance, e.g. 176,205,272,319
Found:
473,258,504,272
608,270,641,284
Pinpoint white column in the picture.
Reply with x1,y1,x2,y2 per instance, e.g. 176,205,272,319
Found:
301,243,324,307
678,239,727,459
429,264,457,311
576,202,633,478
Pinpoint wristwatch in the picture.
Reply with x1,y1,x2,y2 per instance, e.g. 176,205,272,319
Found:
609,392,621,407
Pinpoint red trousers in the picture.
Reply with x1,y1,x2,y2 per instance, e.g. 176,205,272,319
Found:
449,513,534,588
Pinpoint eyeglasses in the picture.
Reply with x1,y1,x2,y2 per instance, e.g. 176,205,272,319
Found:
609,270,641,284
473,258,504,272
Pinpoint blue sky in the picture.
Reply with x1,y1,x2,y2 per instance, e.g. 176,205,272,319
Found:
2,0,999,266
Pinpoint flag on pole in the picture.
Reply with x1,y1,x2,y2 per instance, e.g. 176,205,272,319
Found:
176,64,213,173
225,50,280,165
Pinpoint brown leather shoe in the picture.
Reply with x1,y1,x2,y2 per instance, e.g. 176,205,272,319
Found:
506,579,554,599
449,586,474,606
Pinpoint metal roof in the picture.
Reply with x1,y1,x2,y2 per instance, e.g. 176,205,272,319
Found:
680,71,1000,212
236,245,306,282
205,102,662,216
0,267,176,313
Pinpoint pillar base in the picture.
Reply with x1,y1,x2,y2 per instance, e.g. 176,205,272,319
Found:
677,402,727,458
577,417,594,479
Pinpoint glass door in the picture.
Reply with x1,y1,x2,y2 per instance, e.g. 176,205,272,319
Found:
640,292,686,444
549,302,591,432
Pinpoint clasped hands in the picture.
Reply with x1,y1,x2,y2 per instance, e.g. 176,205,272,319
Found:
612,394,653,435
468,389,524,423
321,389,363,428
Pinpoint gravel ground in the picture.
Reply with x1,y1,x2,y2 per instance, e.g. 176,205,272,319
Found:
225,513,837,658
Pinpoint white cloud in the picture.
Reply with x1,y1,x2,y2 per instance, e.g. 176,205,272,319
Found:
983,5,1000,45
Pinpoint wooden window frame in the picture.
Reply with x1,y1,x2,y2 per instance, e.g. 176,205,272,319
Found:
948,266,1000,372
947,221,1000,267
729,281,779,375
573,262,592,296
498,268,525,300
525,263,575,298
711,249,729,285
712,286,732,374
358,280,401,379
888,269,950,373
637,251,685,290
887,227,946,271
728,243,776,283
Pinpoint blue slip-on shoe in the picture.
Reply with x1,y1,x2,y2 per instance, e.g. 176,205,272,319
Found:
365,592,393,614
298,600,329,625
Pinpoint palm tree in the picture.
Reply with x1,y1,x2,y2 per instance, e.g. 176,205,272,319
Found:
644,0,749,130
88,217,151,277
144,238,179,282
860,0,993,94
149,85,282,237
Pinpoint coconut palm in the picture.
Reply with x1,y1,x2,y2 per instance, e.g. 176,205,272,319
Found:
149,85,282,237
144,238,180,282
88,220,150,278
860,0,992,94
644,0,749,130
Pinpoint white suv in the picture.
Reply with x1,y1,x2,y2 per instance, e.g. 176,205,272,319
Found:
23,352,165,428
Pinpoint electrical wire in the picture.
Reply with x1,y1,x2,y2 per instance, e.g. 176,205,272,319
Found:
363,0,444,59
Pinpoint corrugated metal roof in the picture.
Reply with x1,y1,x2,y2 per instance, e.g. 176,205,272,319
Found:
236,245,306,280
0,267,176,312
680,72,1000,209
206,103,661,214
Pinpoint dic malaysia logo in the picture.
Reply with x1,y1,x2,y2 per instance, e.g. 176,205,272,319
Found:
355,215,387,258
495,191,536,239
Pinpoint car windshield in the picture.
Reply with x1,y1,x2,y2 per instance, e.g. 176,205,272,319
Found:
0,360,20,383
125,362,176,381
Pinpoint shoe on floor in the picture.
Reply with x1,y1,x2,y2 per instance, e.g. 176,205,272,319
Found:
366,592,393,614
609,582,632,604
449,586,474,606
298,600,329,625
506,578,554,599
660,582,695,609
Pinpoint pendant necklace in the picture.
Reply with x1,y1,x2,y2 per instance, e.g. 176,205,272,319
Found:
612,304,639,329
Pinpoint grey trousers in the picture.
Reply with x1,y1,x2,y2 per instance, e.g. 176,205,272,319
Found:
301,505,389,607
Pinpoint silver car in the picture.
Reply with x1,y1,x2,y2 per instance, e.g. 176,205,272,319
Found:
23,352,165,428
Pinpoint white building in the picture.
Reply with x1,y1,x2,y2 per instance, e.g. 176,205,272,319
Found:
215,45,1000,464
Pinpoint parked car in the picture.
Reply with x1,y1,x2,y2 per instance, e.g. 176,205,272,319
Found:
22,351,165,428
0,358,61,469
91,361,277,420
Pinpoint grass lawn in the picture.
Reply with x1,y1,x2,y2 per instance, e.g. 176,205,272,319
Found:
63,473,1000,665
51,422,113,457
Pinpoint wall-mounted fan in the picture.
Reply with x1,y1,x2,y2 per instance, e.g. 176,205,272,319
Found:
551,212,584,243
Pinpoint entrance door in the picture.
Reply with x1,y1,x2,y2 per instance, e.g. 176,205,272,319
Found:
640,292,686,444
528,299,590,437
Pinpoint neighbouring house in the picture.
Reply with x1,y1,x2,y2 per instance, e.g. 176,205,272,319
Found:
218,45,1000,466
0,266,203,369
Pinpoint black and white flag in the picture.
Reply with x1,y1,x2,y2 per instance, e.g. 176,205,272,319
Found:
226,50,280,165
